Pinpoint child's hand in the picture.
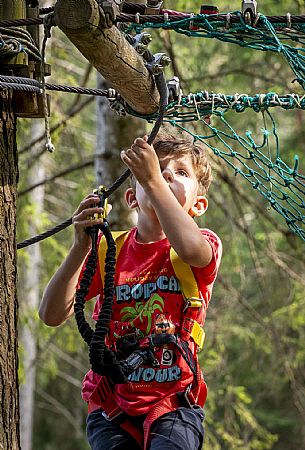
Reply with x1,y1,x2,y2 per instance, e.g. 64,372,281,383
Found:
121,136,162,186
72,194,111,253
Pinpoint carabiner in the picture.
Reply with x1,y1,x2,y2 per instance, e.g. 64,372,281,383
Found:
93,185,108,220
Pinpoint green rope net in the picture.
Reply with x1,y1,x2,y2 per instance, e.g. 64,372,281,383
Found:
127,95,305,241
124,11,305,241
171,112,304,241
131,11,305,88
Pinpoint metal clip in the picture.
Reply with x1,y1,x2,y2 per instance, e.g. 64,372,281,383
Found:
93,185,108,219
127,32,152,55
145,0,163,15
242,0,258,25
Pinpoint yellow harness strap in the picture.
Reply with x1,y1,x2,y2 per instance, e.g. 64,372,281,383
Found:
98,230,129,287
170,248,205,349
98,231,205,349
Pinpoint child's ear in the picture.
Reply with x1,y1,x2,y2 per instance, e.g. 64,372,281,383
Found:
125,188,138,209
190,196,208,217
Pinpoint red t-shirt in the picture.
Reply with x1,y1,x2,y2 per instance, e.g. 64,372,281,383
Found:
81,227,222,415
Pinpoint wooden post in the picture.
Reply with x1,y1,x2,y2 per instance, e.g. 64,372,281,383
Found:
0,2,21,450
54,0,160,115
0,0,25,20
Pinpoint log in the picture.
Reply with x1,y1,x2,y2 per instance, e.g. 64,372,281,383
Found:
54,0,160,115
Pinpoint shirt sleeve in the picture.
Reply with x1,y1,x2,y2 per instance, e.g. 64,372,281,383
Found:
191,228,222,287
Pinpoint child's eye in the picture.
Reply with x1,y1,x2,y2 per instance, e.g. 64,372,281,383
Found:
177,170,188,177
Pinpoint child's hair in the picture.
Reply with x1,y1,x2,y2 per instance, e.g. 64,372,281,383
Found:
152,129,212,196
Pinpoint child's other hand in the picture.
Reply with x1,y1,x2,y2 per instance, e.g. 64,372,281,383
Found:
72,194,112,254
121,136,161,186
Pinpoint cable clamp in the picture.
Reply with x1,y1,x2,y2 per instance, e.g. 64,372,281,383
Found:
107,88,128,116
286,12,292,29
127,32,152,55
98,0,121,27
145,52,171,75
242,0,258,25
145,0,163,15
167,76,182,102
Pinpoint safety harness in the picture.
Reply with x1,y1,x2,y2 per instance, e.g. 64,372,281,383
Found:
87,230,208,449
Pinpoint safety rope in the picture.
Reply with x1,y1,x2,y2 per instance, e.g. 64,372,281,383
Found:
0,26,41,61
17,71,168,250
73,71,168,382
16,86,305,248
3,10,305,31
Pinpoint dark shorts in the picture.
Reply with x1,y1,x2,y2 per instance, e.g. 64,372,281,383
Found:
86,406,205,450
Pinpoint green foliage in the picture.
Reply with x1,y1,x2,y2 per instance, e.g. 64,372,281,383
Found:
15,0,305,449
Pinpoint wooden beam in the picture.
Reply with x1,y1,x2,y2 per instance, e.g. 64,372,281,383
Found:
54,0,160,115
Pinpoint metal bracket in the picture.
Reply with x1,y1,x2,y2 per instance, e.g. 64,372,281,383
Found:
145,0,163,15
242,0,258,25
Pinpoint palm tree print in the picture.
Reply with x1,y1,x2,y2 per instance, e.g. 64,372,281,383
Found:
120,294,164,335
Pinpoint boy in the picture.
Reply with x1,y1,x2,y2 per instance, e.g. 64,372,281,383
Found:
39,130,222,450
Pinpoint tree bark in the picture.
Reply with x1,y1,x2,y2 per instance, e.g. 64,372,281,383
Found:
0,91,20,450
19,119,45,450
54,0,160,115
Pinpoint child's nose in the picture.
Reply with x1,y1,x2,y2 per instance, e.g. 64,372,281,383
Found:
162,168,174,183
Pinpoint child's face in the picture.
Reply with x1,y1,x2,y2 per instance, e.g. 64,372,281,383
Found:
134,153,204,217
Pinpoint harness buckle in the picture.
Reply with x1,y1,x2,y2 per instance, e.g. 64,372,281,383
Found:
190,321,205,350
183,297,203,313
177,384,195,409
102,408,124,422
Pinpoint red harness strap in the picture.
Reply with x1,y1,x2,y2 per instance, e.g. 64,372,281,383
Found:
88,377,143,448
88,376,206,450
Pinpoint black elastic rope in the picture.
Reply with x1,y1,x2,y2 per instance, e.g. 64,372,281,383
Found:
74,228,98,345
88,222,127,382
74,72,168,381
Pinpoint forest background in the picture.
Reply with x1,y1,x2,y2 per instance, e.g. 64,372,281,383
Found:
16,0,305,449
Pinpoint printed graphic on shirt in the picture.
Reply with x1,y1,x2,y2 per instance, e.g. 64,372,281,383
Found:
116,272,181,304
128,365,182,383
120,293,164,335
118,271,184,384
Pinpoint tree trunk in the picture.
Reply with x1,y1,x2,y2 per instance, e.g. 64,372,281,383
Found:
19,2,46,445
0,91,20,450
54,0,160,115
19,119,45,450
